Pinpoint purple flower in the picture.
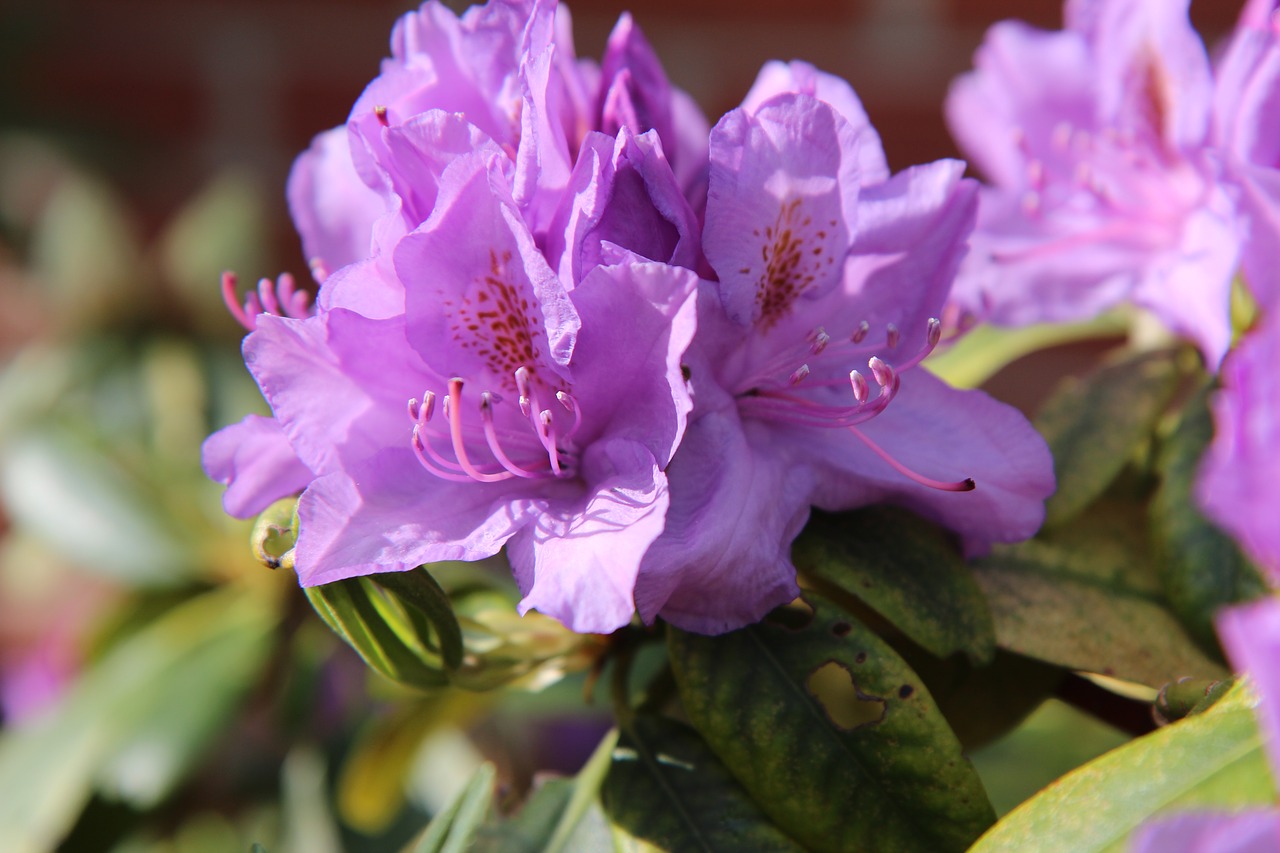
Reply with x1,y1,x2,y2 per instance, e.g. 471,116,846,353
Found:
219,149,698,633
1214,0,1280,308
1131,598,1280,852
1196,308,1280,581
945,0,1245,366
632,92,1055,633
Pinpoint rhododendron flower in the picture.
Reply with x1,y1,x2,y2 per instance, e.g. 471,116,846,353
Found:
207,0,1055,636
1196,308,1280,582
215,149,698,633
1131,598,1280,852
946,0,1244,365
632,90,1055,633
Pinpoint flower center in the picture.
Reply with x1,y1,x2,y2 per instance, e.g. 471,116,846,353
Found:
407,367,581,483
734,317,974,492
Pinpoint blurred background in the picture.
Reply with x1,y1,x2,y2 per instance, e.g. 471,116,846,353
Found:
0,1,1249,851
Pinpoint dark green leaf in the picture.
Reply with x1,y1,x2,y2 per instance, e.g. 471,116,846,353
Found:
902,650,1065,751
602,716,804,852
372,569,464,670
410,763,497,853
794,507,995,664
971,681,1276,852
305,579,450,690
1036,349,1180,527
972,497,1225,687
669,592,994,853
1150,384,1267,650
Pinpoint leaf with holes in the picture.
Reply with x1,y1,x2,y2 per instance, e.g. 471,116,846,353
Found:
601,716,804,852
970,681,1276,852
1150,383,1267,651
794,506,995,665
973,494,1225,686
668,593,994,853
1035,348,1181,528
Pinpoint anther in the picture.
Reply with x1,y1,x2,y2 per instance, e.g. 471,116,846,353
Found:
851,321,870,344
886,324,900,349
789,364,811,386
926,318,942,349
515,366,532,416
374,105,389,127
850,370,869,404
808,327,831,355
868,357,894,388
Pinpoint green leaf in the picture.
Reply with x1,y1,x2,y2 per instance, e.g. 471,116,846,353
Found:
794,507,996,664
669,592,995,853
970,681,1277,852
1036,348,1181,528
902,650,1066,751
601,716,804,852
0,587,276,851
1150,384,1267,650
372,569,464,670
972,497,1225,687
305,577,452,690
0,429,194,585
473,728,671,853
409,762,497,853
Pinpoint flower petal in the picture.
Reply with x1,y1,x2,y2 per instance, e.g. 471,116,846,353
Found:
294,448,536,586
201,414,313,519
802,369,1054,549
511,439,670,634
636,403,809,635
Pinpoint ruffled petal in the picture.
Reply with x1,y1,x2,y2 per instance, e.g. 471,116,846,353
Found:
567,258,698,464
802,369,1054,548
704,95,860,329
294,447,538,586
201,414,313,519
510,439,670,633
635,399,809,635
286,126,386,275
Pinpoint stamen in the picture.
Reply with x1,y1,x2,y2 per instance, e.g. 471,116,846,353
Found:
446,378,512,483
868,357,895,388
309,257,330,284
886,324,900,349
221,271,256,331
515,366,532,416
479,392,547,479
851,321,870,343
808,327,830,355
849,427,976,492
374,105,389,127
412,426,473,482
556,390,583,439
850,370,869,404
537,410,563,476
221,270,312,331
257,277,280,316
789,364,811,386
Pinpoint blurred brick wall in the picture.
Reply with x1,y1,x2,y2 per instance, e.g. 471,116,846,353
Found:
0,0,1244,273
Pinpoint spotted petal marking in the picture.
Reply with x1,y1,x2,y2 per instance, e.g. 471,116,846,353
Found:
443,248,546,393
741,197,841,330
